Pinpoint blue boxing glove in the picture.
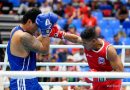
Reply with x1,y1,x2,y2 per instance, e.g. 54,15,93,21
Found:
36,12,58,37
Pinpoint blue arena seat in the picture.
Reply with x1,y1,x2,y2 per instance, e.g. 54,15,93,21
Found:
123,68,130,82
37,0,45,3
62,0,72,5
121,0,127,4
77,27,86,33
101,28,114,39
105,37,114,44
108,19,120,29
92,11,103,20
120,37,130,45
71,19,86,33
122,21,130,36
9,0,20,7
107,19,121,35
80,66,90,72
57,18,67,29
98,19,108,29
123,21,130,29
72,19,82,30
84,0,91,4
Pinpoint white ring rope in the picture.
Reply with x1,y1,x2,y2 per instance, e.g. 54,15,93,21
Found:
3,82,91,86
0,44,130,87
0,62,130,67
3,82,130,86
0,71,130,78
1,44,130,49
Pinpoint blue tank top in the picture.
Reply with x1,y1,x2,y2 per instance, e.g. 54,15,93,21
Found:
7,26,36,71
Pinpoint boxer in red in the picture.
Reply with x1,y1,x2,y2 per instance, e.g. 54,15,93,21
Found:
49,26,124,90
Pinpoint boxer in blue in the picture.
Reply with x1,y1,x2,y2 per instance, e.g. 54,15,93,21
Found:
7,8,58,90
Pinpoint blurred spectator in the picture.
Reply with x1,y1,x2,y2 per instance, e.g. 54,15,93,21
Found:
50,86,63,90
17,0,27,14
89,0,99,11
126,0,130,10
113,0,123,11
98,0,113,17
0,33,4,62
61,55,79,90
36,53,50,82
64,3,76,30
116,5,128,23
0,0,14,14
112,34,123,55
73,48,89,72
64,24,80,54
53,1,64,17
64,3,76,19
39,0,52,14
95,26,104,39
77,1,90,19
36,53,50,62
57,48,70,62
49,57,62,82
73,48,87,63
0,77,10,90
82,9,97,27
18,0,40,15
118,30,127,38
72,0,80,8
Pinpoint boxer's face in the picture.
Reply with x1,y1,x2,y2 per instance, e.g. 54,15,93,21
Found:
27,19,38,33
82,39,96,50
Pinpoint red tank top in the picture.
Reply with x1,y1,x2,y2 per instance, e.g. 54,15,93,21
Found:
84,40,113,71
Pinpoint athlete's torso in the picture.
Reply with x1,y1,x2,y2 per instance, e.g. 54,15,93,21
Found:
7,25,36,71
84,40,113,71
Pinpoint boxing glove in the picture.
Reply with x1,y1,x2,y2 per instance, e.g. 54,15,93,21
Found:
49,25,66,39
36,12,58,37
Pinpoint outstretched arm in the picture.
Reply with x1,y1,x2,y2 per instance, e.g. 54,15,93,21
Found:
64,33,83,44
49,25,83,44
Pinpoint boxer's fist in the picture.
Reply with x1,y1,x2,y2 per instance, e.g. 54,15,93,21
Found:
36,12,58,37
49,25,66,39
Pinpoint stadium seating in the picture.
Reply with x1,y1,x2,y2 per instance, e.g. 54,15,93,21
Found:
92,11,103,20
108,19,121,35
62,0,72,5
120,37,130,45
121,0,127,4
101,28,114,39
57,18,67,29
98,19,108,29
122,21,130,37
84,0,91,4
71,19,86,33
123,68,130,82
105,37,114,43
9,0,20,7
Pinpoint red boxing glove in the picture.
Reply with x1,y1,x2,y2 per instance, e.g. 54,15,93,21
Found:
49,25,66,39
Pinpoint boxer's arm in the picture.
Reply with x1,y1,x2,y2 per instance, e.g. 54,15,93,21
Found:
20,32,50,54
50,25,83,44
107,45,124,80
64,33,83,44
107,45,124,72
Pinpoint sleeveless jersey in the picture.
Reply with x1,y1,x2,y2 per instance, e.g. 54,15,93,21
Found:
7,26,36,71
84,40,113,71
7,26,42,90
